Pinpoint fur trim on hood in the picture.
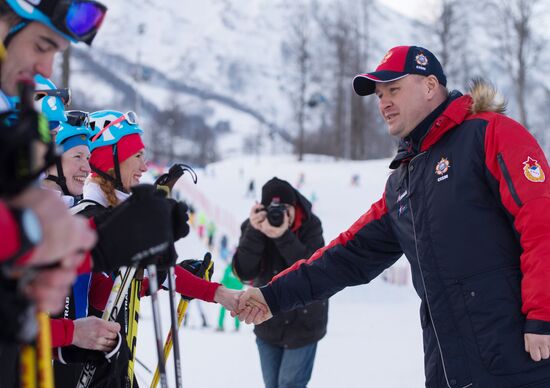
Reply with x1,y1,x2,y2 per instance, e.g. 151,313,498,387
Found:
467,77,507,115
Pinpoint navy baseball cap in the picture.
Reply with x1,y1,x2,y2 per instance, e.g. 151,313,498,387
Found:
353,46,447,96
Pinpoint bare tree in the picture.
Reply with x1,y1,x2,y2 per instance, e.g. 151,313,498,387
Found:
430,0,482,89
281,1,313,161
486,0,546,128
311,0,354,159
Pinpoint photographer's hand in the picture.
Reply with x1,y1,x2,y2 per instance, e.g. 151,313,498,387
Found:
259,211,289,238
249,202,266,231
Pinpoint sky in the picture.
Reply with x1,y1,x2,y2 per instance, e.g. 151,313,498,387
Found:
381,0,441,22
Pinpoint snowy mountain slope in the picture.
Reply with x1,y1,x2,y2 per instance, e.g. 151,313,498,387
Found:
67,0,431,154
67,0,549,158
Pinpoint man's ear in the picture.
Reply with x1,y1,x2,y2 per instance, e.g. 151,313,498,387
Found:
425,75,439,100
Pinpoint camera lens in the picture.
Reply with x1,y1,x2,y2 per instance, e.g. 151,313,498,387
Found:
267,205,285,227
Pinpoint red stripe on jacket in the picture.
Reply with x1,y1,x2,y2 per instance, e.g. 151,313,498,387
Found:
0,201,23,262
271,193,389,283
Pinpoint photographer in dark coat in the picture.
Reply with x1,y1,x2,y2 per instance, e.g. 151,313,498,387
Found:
233,177,328,388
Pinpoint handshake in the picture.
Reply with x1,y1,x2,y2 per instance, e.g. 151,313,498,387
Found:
213,286,273,325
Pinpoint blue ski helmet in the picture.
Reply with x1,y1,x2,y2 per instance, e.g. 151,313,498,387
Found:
44,110,91,197
88,110,142,151
5,0,108,46
88,110,144,192
56,119,91,153
33,75,68,125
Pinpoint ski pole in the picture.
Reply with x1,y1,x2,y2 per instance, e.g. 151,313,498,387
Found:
149,297,190,388
153,162,198,388
19,314,54,388
166,265,183,388
135,357,153,374
150,253,213,388
36,312,54,388
146,264,168,388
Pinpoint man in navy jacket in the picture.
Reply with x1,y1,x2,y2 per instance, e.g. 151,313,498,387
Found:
236,46,550,388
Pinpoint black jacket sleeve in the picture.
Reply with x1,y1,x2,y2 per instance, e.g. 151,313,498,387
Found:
262,196,403,315
273,214,324,267
232,220,267,281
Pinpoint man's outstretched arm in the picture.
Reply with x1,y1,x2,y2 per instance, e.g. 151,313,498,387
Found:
235,193,403,323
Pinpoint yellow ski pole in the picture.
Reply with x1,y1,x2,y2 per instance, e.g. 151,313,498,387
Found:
149,298,190,388
36,312,54,388
150,254,213,388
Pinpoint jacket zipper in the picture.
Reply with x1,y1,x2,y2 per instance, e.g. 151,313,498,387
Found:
407,153,472,388
496,153,523,207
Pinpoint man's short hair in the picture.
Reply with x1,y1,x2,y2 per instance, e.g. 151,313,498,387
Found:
0,0,20,24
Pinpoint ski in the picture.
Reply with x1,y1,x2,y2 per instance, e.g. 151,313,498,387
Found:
76,265,137,388
126,269,144,388
146,264,168,388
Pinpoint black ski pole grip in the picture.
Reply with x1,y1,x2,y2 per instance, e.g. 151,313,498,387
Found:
196,252,212,279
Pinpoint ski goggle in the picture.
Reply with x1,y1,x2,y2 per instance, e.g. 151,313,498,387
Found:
51,1,107,45
34,88,72,106
91,111,139,142
66,110,90,127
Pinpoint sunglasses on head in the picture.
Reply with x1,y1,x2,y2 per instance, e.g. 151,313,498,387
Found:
66,110,90,127
34,88,72,106
50,0,108,45
91,111,139,142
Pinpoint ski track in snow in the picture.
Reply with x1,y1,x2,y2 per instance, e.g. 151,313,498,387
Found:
136,155,425,387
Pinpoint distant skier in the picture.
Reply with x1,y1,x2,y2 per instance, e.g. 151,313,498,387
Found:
217,264,244,332
219,234,230,263
206,220,216,249
246,178,256,198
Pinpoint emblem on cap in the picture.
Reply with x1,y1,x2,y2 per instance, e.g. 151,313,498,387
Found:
415,53,428,71
435,157,450,176
380,50,393,66
523,156,545,182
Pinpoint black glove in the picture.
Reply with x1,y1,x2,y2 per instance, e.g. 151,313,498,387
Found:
91,184,174,272
169,199,190,240
178,253,214,300
150,188,189,241
156,243,178,270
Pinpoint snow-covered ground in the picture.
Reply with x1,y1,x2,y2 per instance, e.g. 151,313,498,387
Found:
136,155,425,387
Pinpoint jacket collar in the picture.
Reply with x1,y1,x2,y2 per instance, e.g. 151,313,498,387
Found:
390,90,471,169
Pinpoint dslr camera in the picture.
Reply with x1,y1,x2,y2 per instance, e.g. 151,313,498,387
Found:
266,199,287,227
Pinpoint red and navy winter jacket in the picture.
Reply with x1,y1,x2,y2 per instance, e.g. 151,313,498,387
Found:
261,84,550,388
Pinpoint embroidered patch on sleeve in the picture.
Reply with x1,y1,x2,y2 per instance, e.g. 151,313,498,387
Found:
523,157,545,183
